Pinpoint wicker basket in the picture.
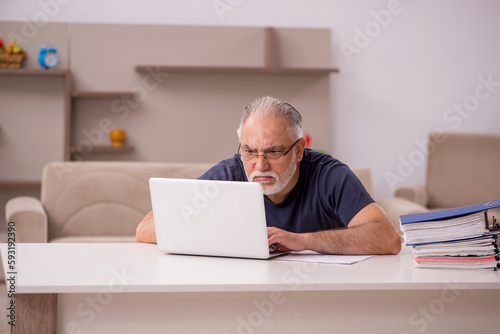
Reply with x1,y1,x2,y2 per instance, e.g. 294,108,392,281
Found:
0,54,25,68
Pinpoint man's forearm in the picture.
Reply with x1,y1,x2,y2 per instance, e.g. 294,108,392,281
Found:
302,221,401,255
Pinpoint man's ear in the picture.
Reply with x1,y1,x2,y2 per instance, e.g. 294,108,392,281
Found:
295,138,306,162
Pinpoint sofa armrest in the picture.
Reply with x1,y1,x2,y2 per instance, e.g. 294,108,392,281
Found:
5,196,48,243
394,184,429,207
378,197,429,233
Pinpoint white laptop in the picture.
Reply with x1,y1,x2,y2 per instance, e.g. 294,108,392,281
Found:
149,177,285,259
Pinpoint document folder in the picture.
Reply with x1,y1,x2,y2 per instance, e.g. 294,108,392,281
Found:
400,200,500,270
400,200,500,231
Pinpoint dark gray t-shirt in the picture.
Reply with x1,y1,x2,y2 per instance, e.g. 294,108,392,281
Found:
198,149,374,233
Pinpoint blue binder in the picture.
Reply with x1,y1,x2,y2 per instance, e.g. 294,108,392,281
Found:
400,200,500,231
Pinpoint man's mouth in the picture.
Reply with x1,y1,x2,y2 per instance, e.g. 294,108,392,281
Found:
252,175,275,184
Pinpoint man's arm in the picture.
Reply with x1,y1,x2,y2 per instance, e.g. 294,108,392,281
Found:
136,211,157,244
267,203,402,255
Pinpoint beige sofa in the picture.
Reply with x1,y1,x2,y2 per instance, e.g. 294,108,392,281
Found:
6,161,376,243
6,162,214,243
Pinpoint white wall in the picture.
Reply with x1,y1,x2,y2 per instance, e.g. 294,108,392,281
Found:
1,0,499,200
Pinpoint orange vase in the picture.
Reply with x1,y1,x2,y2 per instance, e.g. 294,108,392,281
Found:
110,129,126,147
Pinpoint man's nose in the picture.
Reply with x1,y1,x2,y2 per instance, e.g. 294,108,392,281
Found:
254,154,270,171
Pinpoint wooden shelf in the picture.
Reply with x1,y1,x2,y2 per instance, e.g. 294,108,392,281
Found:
70,145,134,154
0,181,41,189
135,65,338,75
71,91,136,99
136,27,338,76
0,68,69,76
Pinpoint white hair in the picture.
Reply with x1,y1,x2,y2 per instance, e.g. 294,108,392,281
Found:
236,96,303,141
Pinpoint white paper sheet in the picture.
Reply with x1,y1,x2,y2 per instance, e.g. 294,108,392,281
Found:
275,250,375,265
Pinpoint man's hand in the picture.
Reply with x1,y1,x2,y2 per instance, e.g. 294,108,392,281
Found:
267,227,307,252
136,210,157,244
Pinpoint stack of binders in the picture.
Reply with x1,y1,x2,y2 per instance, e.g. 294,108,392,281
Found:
400,200,500,270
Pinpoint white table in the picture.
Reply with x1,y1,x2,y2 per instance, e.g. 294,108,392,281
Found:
1,243,499,334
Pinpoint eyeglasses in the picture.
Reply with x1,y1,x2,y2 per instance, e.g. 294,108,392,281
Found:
238,138,302,162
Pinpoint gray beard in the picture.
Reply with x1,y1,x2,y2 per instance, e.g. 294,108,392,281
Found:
245,152,297,195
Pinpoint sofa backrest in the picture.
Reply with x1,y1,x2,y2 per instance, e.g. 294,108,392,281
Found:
41,162,213,240
426,132,500,209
